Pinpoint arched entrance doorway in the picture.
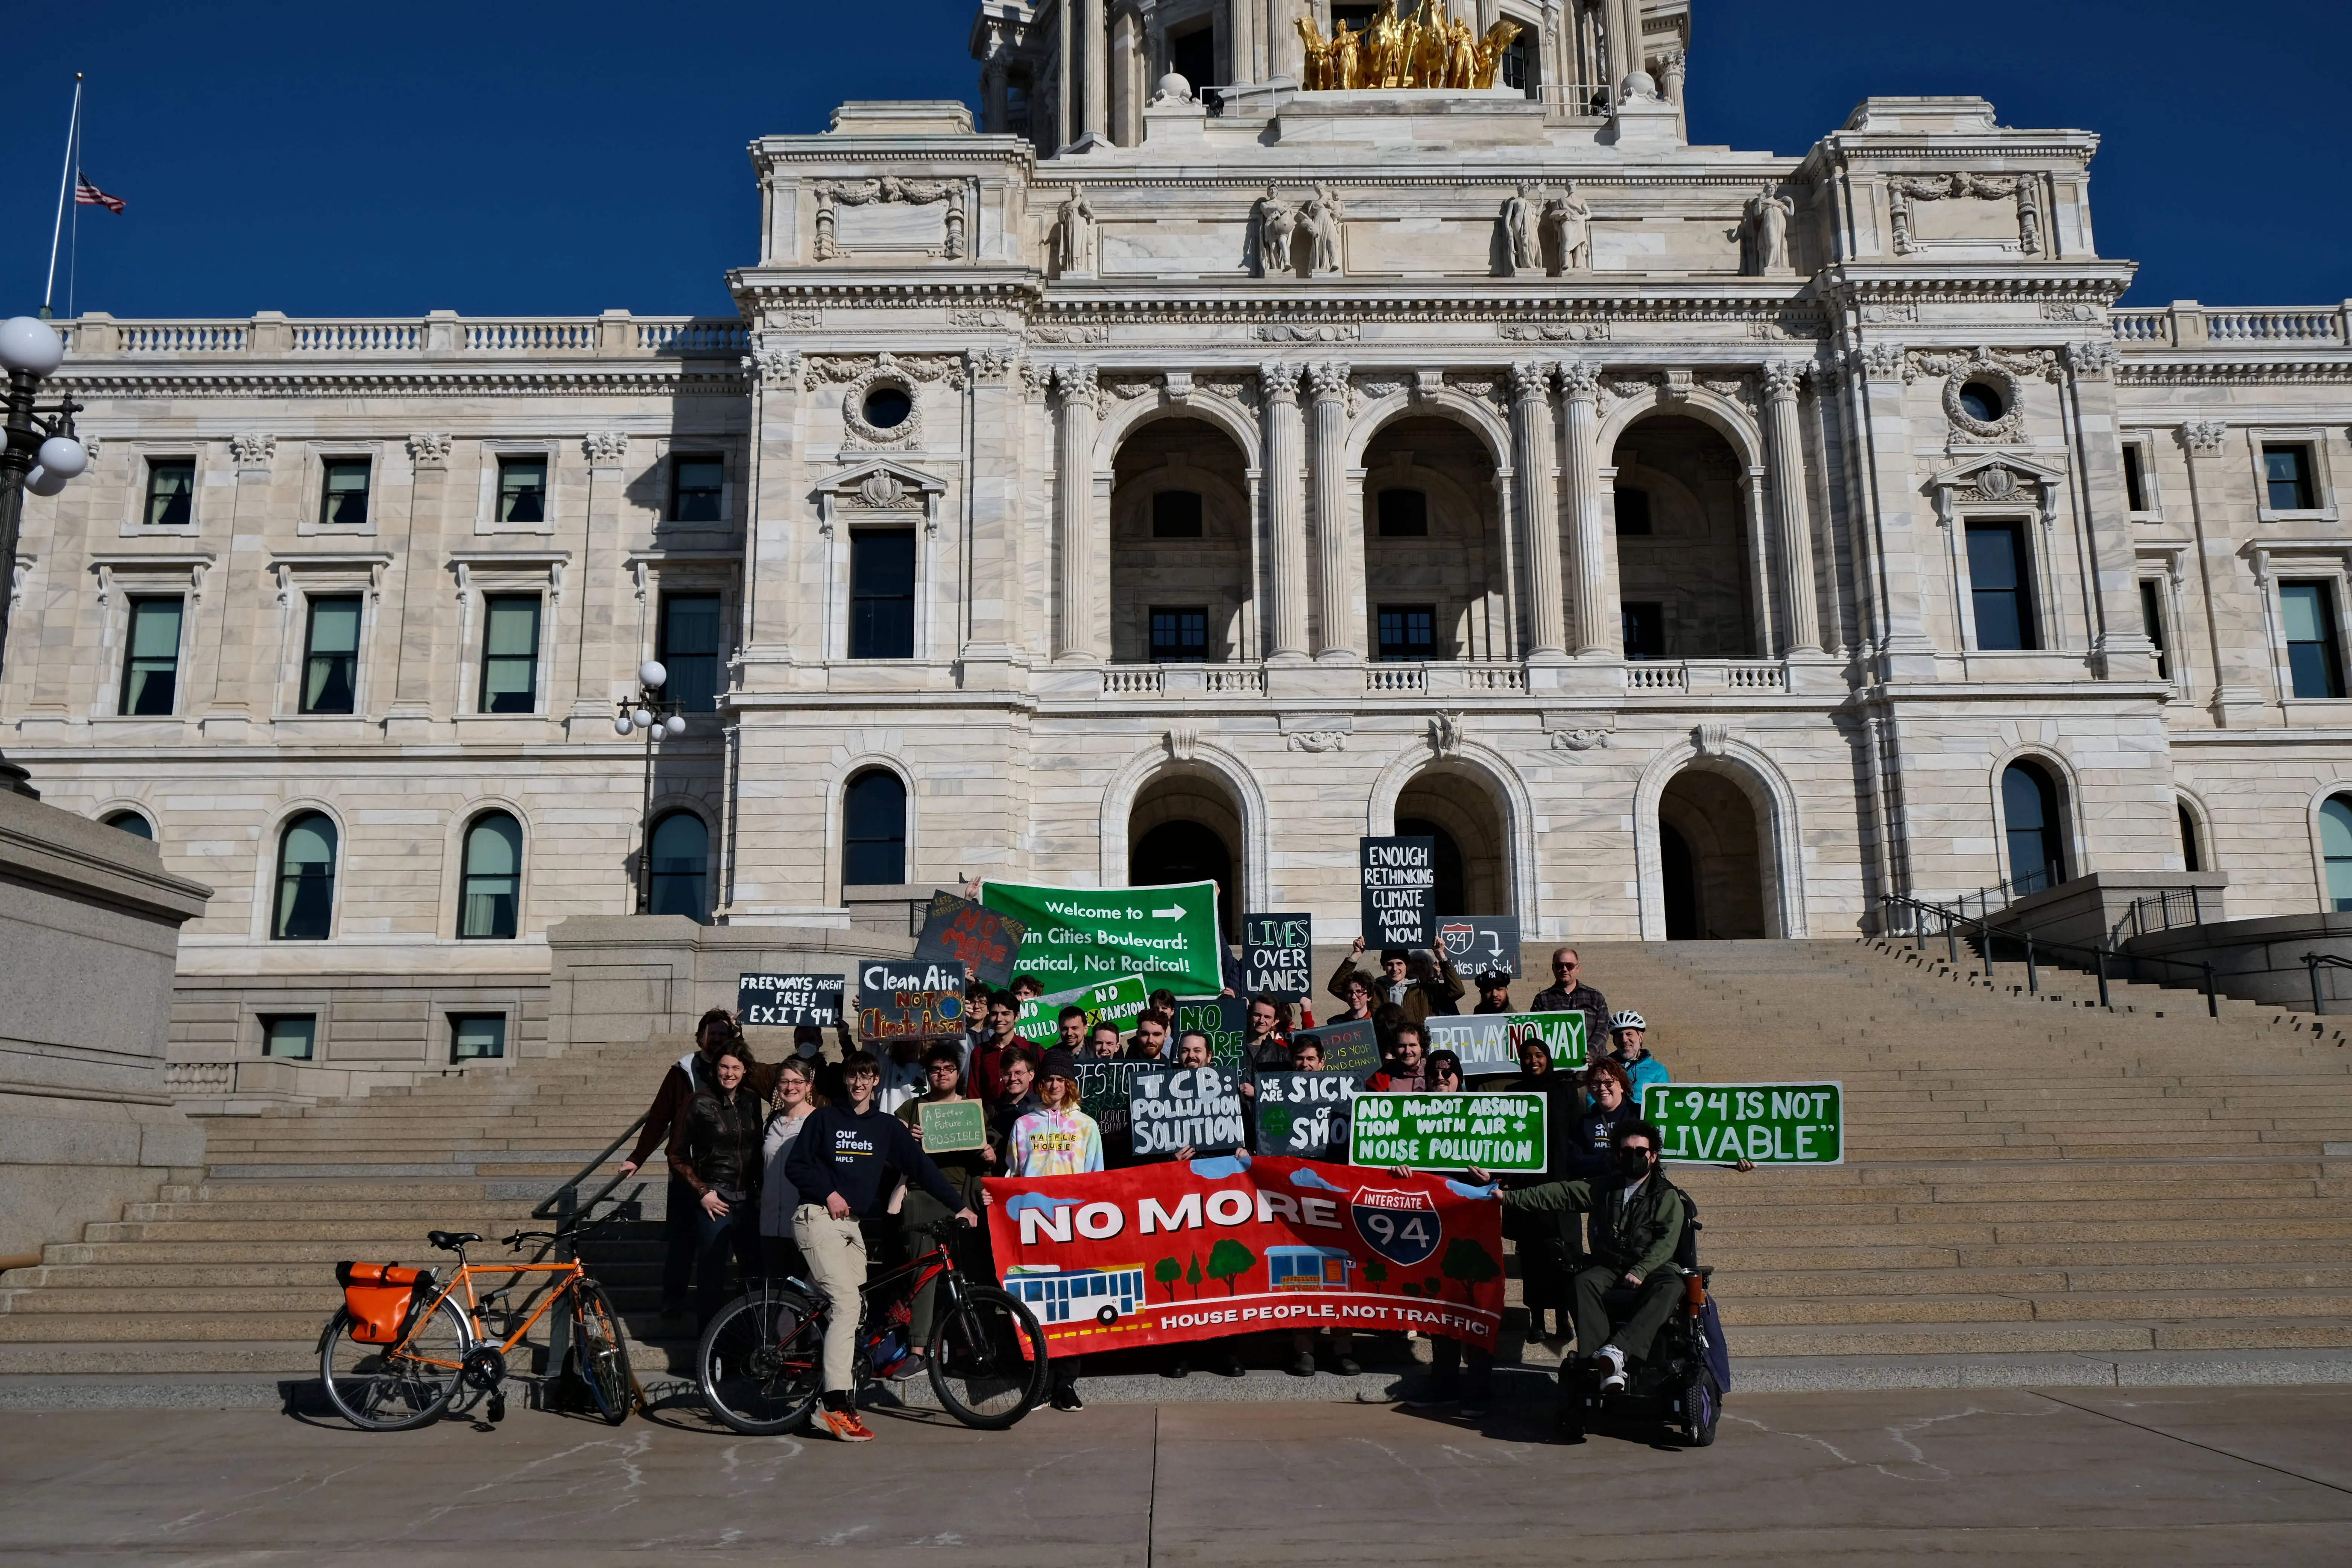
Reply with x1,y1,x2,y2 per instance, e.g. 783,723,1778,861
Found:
1393,766,1508,917
1610,415,1756,660
1110,416,1254,665
1360,416,1508,662
1130,770,1243,940
1655,769,1767,939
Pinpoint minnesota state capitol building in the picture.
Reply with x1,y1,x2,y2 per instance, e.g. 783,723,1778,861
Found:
12,0,2352,1093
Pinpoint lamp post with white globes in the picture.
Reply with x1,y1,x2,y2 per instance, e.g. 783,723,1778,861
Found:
0,315,90,796
616,659,688,914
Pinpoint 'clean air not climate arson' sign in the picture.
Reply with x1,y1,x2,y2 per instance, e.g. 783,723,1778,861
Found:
1645,1082,1845,1166
980,880,1224,996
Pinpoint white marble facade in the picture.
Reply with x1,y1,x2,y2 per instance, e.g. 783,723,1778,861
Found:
11,1,2352,1083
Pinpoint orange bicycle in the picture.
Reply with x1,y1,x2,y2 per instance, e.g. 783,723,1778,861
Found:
319,1210,634,1431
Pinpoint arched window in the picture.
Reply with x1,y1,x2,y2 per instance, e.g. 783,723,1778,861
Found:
458,812,524,939
2000,762,2065,893
2177,802,2203,874
104,810,153,841
273,812,338,940
843,770,907,887
2321,797,2352,912
648,811,710,923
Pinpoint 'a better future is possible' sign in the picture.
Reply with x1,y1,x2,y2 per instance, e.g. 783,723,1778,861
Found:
980,880,1224,996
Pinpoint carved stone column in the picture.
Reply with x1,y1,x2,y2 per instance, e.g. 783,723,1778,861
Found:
1230,0,1257,86
1306,361,1357,658
982,58,1009,135
1558,360,1616,657
1762,361,1822,655
1510,362,1567,657
1614,0,1648,88
387,435,450,730
1112,8,1142,145
1656,47,1687,104
565,432,629,731
1053,365,1104,662
1261,362,1310,660
1083,0,1110,141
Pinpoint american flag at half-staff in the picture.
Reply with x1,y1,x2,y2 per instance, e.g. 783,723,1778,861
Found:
75,171,124,214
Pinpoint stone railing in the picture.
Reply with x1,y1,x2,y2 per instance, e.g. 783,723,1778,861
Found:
1098,665,1270,697
1626,663,1687,692
1101,668,1165,695
1627,660,1788,694
2110,303,2350,349
1365,665,1429,693
162,1061,235,1094
60,311,750,360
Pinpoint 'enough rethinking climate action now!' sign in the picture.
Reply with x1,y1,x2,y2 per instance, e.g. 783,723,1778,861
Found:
980,880,1224,996
985,1155,1504,1355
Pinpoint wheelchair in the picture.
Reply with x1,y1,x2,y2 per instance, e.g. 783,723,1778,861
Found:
1554,1199,1727,1447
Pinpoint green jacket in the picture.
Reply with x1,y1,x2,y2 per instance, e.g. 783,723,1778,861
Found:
1501,1174,1687,1281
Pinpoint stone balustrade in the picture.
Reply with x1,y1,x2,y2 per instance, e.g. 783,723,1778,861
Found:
59,311,749,360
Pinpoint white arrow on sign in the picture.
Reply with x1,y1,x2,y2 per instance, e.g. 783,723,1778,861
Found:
1152,905,1184,919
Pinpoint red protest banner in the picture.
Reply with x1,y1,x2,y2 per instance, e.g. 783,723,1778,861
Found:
983,1154,1504,1358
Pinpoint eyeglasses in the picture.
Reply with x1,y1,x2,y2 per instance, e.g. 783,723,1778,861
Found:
1552,962,1576,972
1432,1067,1461,1080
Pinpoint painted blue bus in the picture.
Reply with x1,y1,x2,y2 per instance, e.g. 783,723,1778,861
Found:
1003,1263,1148,1325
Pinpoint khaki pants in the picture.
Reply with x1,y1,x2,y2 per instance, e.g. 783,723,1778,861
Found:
792,1205,868,1393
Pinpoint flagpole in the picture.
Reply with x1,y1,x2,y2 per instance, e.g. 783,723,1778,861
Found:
41,75,83,321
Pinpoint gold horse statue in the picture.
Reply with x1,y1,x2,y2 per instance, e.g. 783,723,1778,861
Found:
1292,4,1518,92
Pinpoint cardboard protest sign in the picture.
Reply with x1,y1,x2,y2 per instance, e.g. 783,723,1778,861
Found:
1128,1065,1247,1157
917,1098,989,1154
985,1155,1505,1355
1016,973,1150,1047
1359,836,1436,948
736,973,845,1029
1073,1060,1150,1142
1242,913,1312,1000
1433,917,1522,979
1348,1092,1549,1173
912,891,1028,986
980,880,1224,996
1424,1011,1586,1073
855,957,969,1040
1302,1017,1382,1077
1254,1071,1364,1161
1170,996,1248,1070
1647,1082,1845,1166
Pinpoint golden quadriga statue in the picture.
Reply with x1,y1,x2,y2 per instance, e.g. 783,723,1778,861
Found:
1296,2,1519,93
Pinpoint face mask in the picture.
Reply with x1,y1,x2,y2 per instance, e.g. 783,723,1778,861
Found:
1615,1147,1652,1180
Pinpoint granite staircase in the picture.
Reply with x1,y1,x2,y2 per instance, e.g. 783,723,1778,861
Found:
2,938,2349,1392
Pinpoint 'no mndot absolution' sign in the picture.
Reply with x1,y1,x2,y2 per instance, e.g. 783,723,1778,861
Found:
1644,1082,1845,1166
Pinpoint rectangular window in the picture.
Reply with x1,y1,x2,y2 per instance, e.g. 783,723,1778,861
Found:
848,530,917,659
477,595,542,713
319,458,372,527
1377,489,1428,538
1966,521,2038,651
2138,580,2170,683
450,1014,507,1062
496,455,548,525
1376,605,1435,662
671,454,725,523
660,593,723,713
300,595,363,714
1621,602,1666,660
1149,607,1209,663
2265,444,2317,512
261,1015,316,1060
2121,445,2147,512
1614,487,1653,537
2282,580,2346,699
1152,491,1204,539
119,597,185,715
144,459,195,527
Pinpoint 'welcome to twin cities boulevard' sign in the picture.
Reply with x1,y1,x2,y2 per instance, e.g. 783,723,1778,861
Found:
1360,837,1436,948
980,880,1224,995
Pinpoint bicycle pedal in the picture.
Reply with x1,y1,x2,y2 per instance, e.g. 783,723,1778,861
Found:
487,1392,506,1423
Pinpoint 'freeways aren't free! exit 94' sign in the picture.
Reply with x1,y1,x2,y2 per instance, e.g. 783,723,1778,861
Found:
1644,1082,1845,1165
980,880,1224,996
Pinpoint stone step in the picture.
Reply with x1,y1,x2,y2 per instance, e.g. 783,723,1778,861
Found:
1725,1317,2352,1357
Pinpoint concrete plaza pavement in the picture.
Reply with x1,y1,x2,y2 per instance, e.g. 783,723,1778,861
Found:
1,1386,2348,1564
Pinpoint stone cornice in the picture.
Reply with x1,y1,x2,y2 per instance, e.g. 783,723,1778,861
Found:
2113,356,2352,386
1822,263,2136,305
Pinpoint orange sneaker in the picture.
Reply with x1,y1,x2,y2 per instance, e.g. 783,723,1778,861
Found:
818,1406,875,1443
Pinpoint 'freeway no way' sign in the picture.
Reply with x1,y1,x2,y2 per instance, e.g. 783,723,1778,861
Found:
978,880,1224,996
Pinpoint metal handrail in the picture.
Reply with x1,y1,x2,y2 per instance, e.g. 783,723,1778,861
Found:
530,1111,649,1378
2300,952,2352,1016
1878,894,2220,1018
532,1112,650,1223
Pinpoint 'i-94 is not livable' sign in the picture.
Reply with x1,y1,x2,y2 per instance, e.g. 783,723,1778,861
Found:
1644,1082,1844,1166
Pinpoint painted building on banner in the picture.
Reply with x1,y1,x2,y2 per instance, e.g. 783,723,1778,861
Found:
8,0,2351,1093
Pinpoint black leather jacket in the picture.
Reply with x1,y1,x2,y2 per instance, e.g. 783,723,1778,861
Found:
669,1083,765,1200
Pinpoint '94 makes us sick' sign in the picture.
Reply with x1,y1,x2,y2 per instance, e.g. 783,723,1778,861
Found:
1646,1082,1845,1166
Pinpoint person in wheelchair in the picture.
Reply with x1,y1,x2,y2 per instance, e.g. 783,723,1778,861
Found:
1473,1119,1685,1395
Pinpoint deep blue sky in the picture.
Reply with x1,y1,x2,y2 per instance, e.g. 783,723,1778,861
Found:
6,1,2344,320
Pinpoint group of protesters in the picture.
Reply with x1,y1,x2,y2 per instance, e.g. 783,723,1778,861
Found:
619,941,1689,1439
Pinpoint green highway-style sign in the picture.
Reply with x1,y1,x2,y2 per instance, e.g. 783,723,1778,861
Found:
1348,1091,1550,1174
1645,1082,1845,1166
1014,973,1150,1046
980,880,1224,996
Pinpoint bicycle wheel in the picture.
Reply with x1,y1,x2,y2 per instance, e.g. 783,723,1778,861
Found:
927,1285,1048,1430
319,1297,471,1432
570,1280,635,1426
699,1284,824,1436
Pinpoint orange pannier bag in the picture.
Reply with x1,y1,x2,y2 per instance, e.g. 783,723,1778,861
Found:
335,1262,434,1346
